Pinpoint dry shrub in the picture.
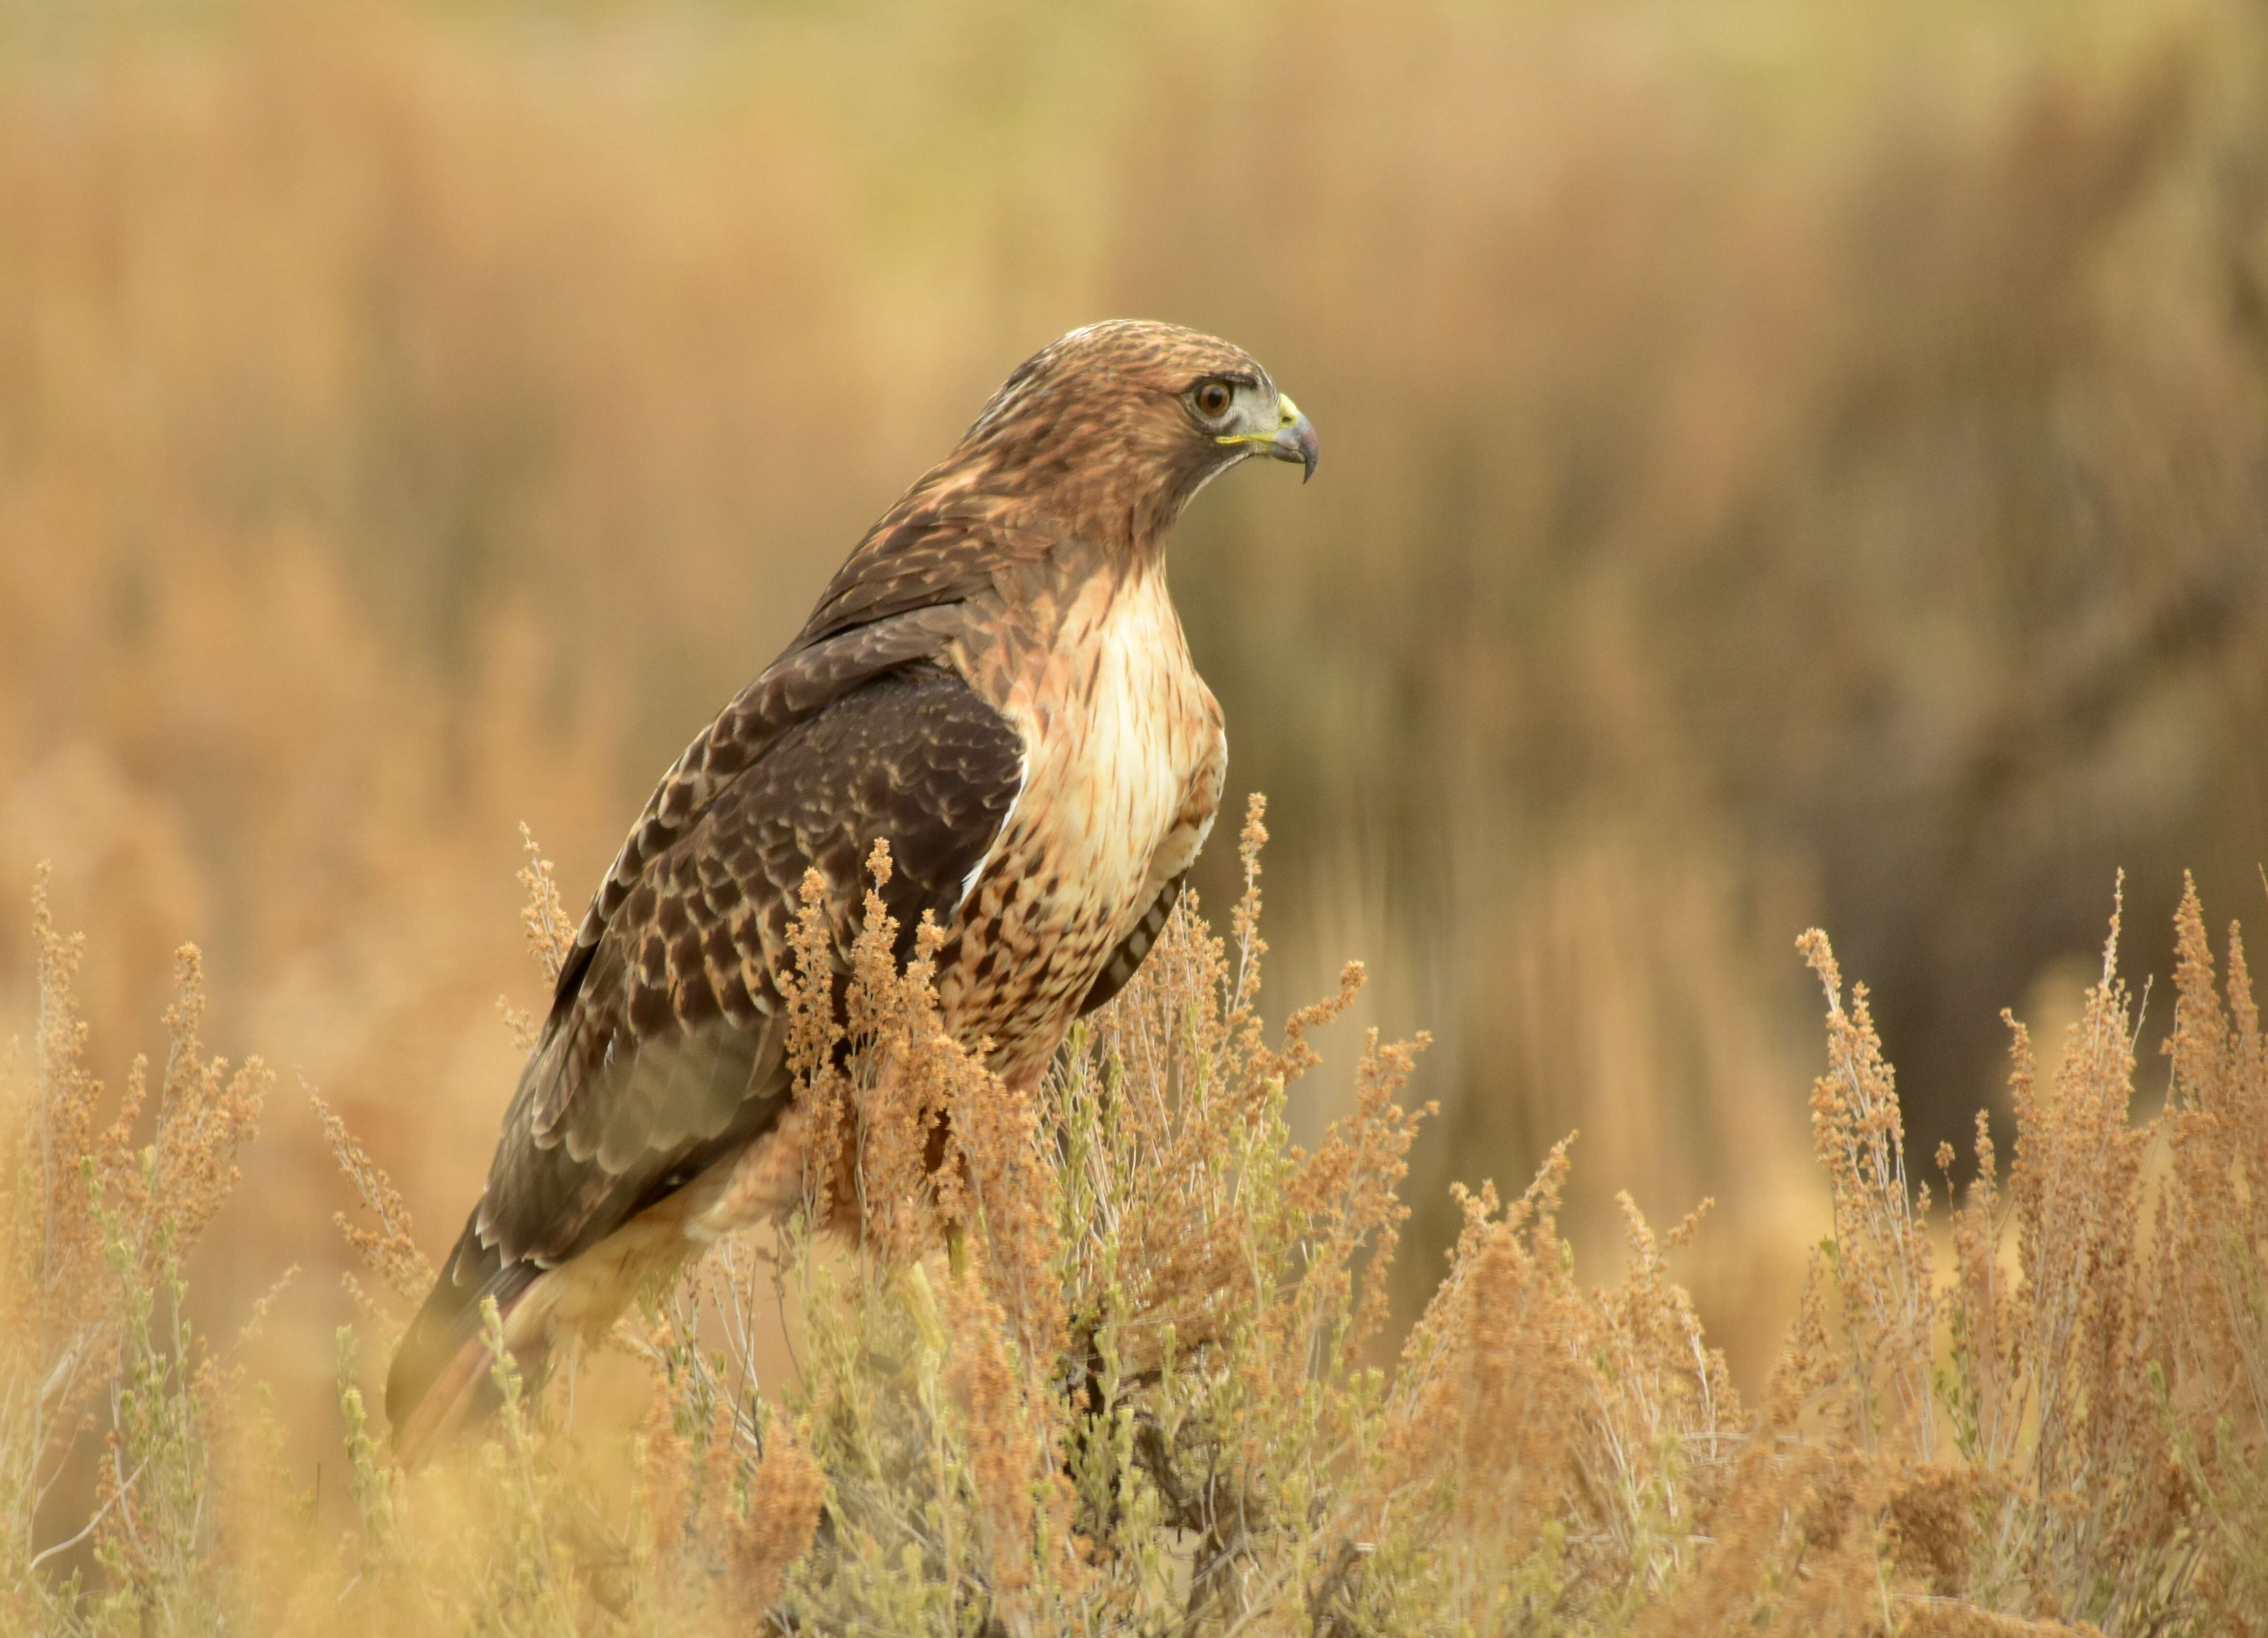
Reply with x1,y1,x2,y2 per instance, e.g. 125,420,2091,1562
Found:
6,816,2268,1634
1640,878,2267,1637
0,871,266,1630
633,1365,823,1627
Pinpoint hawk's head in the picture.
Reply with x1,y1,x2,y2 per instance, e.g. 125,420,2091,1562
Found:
954,320,1319,549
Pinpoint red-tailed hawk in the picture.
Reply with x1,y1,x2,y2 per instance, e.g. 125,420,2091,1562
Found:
385,321,1317,1463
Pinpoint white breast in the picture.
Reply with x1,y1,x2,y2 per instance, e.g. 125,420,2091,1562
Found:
937,562,1224,1078
1049,569,1216,930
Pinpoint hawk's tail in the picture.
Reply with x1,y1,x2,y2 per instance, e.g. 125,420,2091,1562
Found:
385,1211,546,1470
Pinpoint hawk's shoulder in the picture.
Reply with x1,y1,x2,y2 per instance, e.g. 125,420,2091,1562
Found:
795,505,1059,652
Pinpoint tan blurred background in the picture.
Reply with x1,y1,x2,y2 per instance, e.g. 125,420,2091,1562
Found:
4,0,2265,1468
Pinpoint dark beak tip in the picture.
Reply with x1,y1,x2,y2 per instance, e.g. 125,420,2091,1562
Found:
1287,418,1320,484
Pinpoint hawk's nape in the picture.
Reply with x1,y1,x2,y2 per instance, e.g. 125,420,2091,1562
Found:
383,321,1317,1465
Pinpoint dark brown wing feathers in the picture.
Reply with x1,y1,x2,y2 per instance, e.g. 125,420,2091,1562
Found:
494,660,1021,1264
385,662,1022,1441
566,601,975,980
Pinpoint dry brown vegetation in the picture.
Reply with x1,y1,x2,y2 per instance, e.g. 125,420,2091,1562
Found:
6,0,2268,1629
4,809,2267,1633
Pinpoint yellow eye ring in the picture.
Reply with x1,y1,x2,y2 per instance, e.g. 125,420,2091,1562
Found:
1195,381,1233,418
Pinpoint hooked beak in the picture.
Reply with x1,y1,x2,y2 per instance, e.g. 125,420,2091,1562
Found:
1218,392,1320,483
1271,393,1320,483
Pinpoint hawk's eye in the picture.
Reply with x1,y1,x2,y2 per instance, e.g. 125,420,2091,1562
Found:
1195,380,1234,419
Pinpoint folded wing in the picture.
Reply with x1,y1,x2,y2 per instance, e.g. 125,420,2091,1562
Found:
384,658,1023,1455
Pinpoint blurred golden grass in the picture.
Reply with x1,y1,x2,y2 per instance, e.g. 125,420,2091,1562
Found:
4,0,2268,1541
